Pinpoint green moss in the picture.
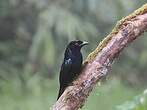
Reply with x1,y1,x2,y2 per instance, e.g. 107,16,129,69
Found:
84,3,147,63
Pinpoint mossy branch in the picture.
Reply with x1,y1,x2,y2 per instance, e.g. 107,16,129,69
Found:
85,4,147,63
51,4,147,110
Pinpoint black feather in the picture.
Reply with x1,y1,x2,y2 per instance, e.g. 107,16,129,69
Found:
57,40,88,100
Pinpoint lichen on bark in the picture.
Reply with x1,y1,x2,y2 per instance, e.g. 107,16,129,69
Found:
85,4,147,64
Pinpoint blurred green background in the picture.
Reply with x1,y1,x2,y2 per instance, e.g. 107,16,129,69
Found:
0,0,147,110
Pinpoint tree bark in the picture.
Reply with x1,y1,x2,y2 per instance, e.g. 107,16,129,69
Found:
51,4,147,110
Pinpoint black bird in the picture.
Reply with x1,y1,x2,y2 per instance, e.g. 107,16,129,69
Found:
57,40,88,100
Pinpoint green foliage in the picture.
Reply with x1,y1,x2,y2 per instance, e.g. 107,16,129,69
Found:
116,89,147,110
83,78,142,110
40,6,98,41
0,0,147,109
0,74,56,110
0,77,143,110
29,29,55,65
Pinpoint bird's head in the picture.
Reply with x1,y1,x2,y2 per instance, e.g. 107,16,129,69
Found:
67,40,88,51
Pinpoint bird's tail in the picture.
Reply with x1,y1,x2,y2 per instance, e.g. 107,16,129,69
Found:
57,86,65,100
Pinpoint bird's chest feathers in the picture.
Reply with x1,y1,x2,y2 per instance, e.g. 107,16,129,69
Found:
72,55,82,67
71,50,82,63
66,52,82,69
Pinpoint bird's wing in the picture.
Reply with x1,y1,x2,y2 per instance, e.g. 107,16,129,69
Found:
59,58,72,84
57,58,72,99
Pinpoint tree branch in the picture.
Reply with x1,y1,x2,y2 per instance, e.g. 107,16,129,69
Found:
51,4,147,110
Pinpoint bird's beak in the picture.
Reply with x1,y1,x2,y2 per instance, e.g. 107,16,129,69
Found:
80,41,88,47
